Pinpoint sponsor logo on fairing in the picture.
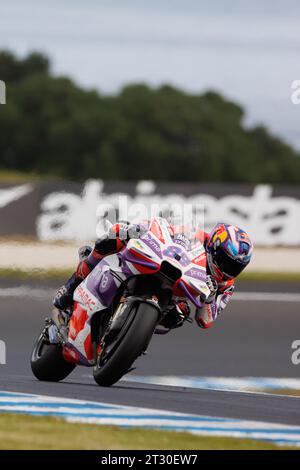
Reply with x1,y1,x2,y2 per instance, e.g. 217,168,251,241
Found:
185,268,206,281
174,232,190,248
76,285,96,312
142,233,162,257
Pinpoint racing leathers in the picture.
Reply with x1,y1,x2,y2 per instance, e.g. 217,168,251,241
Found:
193,230,235,328
54,222,235,329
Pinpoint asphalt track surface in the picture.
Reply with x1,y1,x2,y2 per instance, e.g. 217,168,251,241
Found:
0,280,300,426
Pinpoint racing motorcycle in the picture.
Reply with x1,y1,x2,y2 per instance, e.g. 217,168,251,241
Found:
31,217,210,387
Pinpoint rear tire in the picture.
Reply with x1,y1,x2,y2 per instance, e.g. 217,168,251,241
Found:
31,331,76,382
93,302,159,387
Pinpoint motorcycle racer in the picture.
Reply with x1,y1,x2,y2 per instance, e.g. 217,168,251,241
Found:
54,221,253,329
193,224,253,328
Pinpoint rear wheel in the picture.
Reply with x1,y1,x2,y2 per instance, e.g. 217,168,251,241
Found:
93,302,159,387
31,329,75,382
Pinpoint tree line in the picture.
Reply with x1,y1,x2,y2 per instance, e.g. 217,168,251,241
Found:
1,49,300,183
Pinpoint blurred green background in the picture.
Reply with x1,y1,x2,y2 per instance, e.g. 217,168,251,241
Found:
1,50,300,184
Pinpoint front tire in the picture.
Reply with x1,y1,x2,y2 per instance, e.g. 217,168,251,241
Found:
31,330,76,382
93,302,159,387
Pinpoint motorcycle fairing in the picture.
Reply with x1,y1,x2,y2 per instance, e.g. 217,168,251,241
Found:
122,218,210,306
64,254,126,365
64,217,209,366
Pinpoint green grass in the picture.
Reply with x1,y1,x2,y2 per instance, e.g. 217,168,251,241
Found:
0,267,71,282
264,389,300,397
0,169,62,183
0,413,295,450
0,169,40,183
238,271,300,283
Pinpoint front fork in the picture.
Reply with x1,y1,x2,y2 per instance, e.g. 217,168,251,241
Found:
99,295,162,352
155,300,192,334
45,309,70,345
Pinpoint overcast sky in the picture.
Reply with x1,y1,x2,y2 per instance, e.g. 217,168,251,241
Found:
1,0,300,148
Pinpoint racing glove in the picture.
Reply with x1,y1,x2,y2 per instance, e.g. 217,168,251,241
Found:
195,284,235,329
195,303,216,329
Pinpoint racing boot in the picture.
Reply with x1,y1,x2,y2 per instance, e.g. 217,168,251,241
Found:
53,273,82,311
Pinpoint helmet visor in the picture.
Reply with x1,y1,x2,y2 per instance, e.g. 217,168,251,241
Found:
214,249,247,278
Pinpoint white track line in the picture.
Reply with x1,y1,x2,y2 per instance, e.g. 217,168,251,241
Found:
234,292,300,302
0,286,52,299
0,390,299,446
123,376,300,394
0,286,299,302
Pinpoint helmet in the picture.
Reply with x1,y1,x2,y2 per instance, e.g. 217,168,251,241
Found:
206,223,253,280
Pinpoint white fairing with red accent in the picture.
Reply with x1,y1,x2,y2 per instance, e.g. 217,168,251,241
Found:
64,217,210,366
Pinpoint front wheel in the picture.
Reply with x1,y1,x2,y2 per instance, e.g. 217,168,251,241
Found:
93,302,159,387
31,328,76,382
